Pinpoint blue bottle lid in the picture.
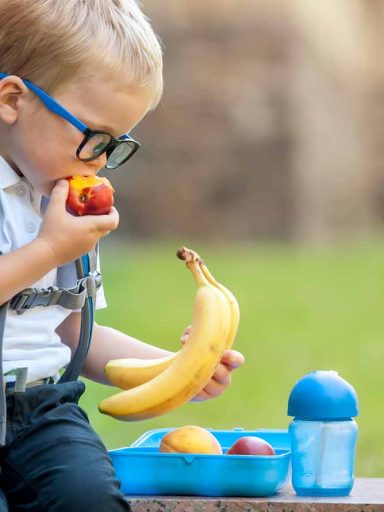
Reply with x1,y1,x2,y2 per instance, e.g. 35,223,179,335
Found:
287,370,359,420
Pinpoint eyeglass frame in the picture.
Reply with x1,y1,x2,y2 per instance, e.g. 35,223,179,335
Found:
0,72,141,170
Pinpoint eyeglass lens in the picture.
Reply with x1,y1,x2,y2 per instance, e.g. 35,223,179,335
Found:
78,133,136,168
78,133,112,160
106,141,136,169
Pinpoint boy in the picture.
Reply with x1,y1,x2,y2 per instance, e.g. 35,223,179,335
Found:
0,1,244,510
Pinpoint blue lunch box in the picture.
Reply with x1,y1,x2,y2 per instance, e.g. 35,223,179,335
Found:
109,427,291,497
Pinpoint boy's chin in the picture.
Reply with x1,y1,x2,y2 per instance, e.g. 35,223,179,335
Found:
33,181,55,197
44,183,57,196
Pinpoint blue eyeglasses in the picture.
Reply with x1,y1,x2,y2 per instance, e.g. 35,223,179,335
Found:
0,73,141,170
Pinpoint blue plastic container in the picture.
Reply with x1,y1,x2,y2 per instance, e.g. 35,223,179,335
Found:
288,371,359,497
109,428,291,497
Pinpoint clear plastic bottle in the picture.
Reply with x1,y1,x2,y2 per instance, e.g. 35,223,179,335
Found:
288,371,359,496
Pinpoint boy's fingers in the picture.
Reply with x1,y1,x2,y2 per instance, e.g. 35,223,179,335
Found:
94,207,120,232
202,375,229,398
220,350,245,370
212,362,232,386
191,390,211,402
180,325,192,344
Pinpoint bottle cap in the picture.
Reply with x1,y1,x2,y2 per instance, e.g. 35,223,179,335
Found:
287,370,359,420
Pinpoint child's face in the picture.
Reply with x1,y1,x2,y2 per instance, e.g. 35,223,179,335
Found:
3,73,154,196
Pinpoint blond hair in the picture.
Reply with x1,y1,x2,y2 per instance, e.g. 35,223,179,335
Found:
0,0,163,108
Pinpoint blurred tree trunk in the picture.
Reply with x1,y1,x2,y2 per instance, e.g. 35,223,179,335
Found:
289,0,384,243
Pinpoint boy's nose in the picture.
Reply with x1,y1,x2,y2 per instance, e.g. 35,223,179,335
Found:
87,152,108,171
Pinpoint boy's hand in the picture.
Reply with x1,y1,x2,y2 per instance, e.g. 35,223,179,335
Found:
180,325,245,402
39,179,119,266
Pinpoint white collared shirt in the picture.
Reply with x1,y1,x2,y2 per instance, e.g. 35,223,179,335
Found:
0,157,107,382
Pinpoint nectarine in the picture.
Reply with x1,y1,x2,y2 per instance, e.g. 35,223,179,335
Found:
226,436,275,456
160,426,223,455
66,175,114,216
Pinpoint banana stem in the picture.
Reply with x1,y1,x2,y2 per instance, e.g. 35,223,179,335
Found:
177,246,217,284
200,262,218,287
177,246,209,287
176,246,200,264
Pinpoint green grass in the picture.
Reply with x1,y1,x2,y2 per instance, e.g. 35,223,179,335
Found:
79,238,384,477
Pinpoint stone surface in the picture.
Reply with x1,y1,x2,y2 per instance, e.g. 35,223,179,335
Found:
127,478,384,512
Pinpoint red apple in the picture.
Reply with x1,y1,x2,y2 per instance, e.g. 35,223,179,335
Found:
66,175,114,216
226,436,275,456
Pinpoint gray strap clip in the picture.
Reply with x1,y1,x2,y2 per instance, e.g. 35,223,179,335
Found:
10,286,62,313
84,271,100,299
10,272,102,314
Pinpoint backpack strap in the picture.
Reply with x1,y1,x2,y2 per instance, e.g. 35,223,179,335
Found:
10,263,101,313
58,250,97,383
0,245,101,445
0,300,8,445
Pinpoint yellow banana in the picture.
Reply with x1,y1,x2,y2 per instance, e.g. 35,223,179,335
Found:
104,352,178,389
104,246,239,390
196,249,240,350
98,249,231,421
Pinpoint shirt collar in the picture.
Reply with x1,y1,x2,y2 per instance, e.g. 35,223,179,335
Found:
0,156,44,215
0,156,22,189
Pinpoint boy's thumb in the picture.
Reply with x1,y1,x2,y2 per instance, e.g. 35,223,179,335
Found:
50,179,69,205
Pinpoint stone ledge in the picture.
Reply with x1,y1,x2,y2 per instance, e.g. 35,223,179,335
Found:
127,478,384,512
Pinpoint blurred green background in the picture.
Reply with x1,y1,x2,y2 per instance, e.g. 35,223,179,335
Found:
79,239,384,477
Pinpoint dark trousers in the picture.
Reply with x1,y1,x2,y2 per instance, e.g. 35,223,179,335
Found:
0,381,130,511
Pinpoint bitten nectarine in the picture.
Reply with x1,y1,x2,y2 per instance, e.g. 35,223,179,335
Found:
226,436,275,456
66,175,114,216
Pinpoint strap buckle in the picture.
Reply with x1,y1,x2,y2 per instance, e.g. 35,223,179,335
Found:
84,271,102,298
10,286,61,315
9,272,102,315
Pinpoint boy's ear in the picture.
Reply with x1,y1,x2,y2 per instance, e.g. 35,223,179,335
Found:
0,76,29,125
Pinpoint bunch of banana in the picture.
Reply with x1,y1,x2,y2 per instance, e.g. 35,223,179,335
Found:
98,246,239,421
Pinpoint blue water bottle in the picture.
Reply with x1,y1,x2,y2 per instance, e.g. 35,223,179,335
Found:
287,371,359,496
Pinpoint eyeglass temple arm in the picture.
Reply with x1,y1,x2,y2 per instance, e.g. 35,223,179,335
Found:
23,80,135,141
0,73,138,142
0,72,87,134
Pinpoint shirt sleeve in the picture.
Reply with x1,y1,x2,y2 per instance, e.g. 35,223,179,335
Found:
56,252,107,311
